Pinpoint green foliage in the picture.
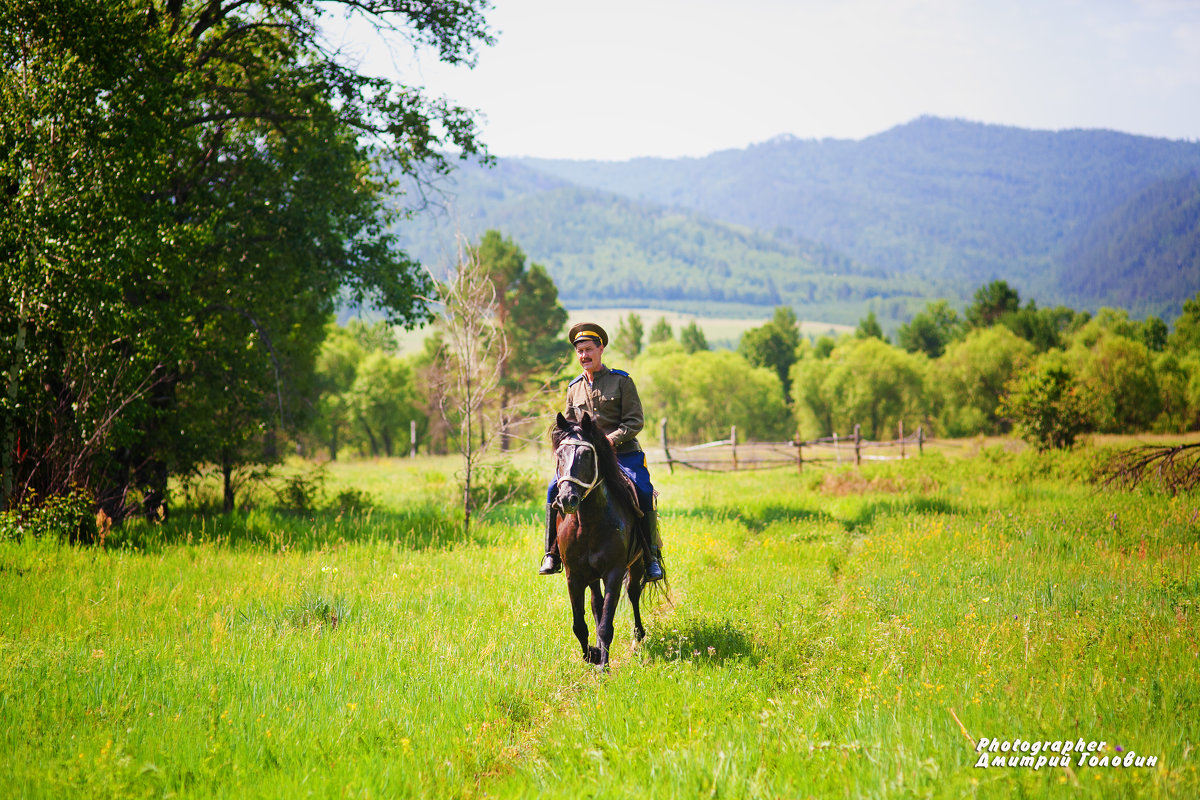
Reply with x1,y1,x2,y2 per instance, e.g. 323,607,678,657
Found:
679,321,709,353
896,299,961,358
0,0,492,516
1001,361,1091,450
0,489,96,543
792,337,926,440
966,280,1021,328
272,464,329,515
613,313,645,359
855,310,887,341
648,317,674,344
1169,292,1200,354
738,307,801,395
473,230,569,397
640,351,790,443
1069,334,1162,433
934,327,1035,436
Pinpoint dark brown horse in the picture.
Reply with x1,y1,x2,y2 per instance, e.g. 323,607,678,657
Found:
550,412,649,667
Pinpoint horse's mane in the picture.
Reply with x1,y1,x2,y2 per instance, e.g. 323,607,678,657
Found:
551,415,639,518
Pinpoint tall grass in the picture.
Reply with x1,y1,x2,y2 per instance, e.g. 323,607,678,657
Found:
0,445,1196,798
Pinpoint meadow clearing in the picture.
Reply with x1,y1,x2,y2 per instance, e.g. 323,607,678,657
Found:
0,441,1197,799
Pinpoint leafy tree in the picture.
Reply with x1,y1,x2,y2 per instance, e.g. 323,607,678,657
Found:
934,327,1034,436
739,307,801,395
680,321,710,354
813,338,927,440
1069,334,1161,433
812,336,838,359
897,299,961,358
614,313,645,360
1,0,492,515
966,280,1021,328
1140,316,1169,352
311,325,366,461
649,317,675,344
1151,351,1200,433
855,311,887,342
349,352,421,458
999,302,1080,352
472,230,568,448
1001,359,1091,450
639,351,790,444
790,355,835,439
1169,293,1200,355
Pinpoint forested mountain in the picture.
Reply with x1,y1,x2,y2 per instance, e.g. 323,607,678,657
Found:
1059,171,1200,319
396,160,953,324
397,117,1200,323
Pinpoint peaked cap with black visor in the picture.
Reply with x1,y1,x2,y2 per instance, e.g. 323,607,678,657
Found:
568,323,608,348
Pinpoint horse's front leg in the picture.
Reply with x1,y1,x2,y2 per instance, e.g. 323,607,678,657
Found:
596,569,626,668
567,574,591,661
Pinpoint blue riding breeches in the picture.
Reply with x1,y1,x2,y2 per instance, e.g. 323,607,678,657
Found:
547,450,654,513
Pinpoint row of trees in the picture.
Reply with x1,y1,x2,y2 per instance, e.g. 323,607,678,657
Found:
590,281,1200,450
1,0,494,518
305,271,1199,463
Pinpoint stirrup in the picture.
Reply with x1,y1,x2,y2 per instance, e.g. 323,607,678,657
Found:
539,553,562,575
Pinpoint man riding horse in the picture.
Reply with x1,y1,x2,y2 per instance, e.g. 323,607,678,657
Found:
539,322,665,582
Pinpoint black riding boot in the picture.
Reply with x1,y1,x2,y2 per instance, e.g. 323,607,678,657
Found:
643,507,664,582
538,503,561,575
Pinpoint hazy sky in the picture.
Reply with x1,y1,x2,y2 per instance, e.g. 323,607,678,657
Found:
324,0,1200,160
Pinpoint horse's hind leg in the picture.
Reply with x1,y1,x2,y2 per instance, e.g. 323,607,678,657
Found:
567,576,591,661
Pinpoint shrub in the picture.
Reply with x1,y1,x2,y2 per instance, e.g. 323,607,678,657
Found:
0,489,97,543
1001,362,1091,450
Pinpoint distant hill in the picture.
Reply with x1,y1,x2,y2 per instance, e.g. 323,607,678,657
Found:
1059,171,1200,319
393,117,1200,325
394,160,952,326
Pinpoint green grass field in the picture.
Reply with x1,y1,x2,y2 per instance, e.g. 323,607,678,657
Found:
1,445,1197,798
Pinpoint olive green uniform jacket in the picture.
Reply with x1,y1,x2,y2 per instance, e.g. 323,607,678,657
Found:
564,366,644,454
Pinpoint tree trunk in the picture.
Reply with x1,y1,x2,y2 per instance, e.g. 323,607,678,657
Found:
222,452,234,514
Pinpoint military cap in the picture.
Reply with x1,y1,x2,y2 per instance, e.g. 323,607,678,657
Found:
568,322,608,347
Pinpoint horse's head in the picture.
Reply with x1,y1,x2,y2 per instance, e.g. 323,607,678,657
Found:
552,412,603,515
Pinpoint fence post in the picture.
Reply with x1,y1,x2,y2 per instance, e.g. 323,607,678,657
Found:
410,420,417,457
918,425,924,456
796,439,803,473
854,423,861,466
660,417,674,474
899,420,905,459
731,425,738,471
834,431,840,465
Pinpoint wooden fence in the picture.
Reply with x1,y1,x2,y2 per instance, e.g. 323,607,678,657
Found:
644,420,962,473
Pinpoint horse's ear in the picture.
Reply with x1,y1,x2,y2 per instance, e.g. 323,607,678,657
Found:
556,412,570,430
580,412,593,431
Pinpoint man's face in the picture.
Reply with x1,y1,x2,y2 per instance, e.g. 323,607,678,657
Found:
575,339,603,373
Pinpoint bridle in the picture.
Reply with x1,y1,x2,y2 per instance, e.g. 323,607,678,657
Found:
555,435,601,501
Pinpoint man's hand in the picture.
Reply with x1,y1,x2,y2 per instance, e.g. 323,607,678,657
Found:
606,433,618,446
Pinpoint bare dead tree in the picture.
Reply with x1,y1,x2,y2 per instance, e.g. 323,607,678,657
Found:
425,240,507,535
1099,443,1200,494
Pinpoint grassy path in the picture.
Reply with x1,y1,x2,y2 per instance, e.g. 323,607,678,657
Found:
0,450,1197,798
